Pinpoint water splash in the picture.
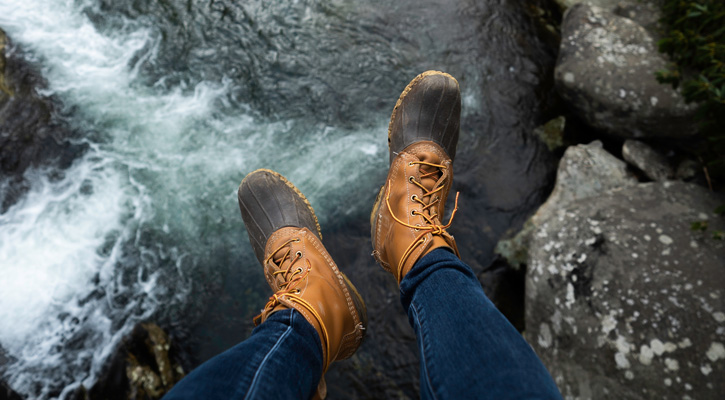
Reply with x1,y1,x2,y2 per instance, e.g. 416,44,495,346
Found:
0,0,385,397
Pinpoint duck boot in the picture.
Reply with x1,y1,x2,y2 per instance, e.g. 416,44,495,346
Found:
238,169,367,399
371,70,461,283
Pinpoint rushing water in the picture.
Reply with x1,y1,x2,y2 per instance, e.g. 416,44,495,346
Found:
0,0,557,398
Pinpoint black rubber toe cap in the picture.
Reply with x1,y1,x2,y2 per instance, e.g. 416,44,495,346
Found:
388,71,461,164
238,169,321,264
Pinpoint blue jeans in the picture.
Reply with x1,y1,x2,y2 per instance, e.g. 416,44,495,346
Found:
164,249,561,399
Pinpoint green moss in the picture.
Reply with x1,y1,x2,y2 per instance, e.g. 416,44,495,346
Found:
657,0,725,180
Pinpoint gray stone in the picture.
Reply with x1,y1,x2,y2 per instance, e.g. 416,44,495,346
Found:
496,141,636,268
676,158,700,181
614,0,664,39
622,139,674,181
533,141,637,224
525,181,725,399
555,0,621,12
555,4,697,139
553,0,664,38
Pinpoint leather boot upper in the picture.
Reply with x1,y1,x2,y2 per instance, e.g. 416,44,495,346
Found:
259,226,366,370
238,169,367,383
371,71,461,283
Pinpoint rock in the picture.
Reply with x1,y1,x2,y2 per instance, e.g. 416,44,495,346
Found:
1,380,22,400
0,31,12,98
0,28,85,211
613,0,664,38
525,181,725,399
675,158,700,182
533,141,637,225
622,139,674,181
76,323,186,400
496,141,637,269
555,4,697,139
555,0,620,12
553,0,664,37
534,116,566,152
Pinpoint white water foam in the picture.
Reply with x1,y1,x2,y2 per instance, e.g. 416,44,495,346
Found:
0,0,225,397
0,0,385,397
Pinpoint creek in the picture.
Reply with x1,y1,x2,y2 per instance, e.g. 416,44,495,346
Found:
0,0,557,397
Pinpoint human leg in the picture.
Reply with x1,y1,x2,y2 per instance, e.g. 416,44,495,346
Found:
167,169,367,399
400,248,561,399
371,71,561,399
163,309,322,400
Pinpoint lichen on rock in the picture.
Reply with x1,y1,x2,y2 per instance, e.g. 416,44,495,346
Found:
555,4,697,139
496,141,637,269
498,138,724,398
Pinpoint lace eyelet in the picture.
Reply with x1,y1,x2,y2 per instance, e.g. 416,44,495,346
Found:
414,223,420,232
295,289,301,294
294,238,301,242
295,267,303,274
411,194,418,201
408,161,414,166
409,176,415,183
296,251,302,257
411,210,417,216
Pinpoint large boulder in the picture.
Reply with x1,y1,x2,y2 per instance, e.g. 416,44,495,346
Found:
525,179,725,399
496,141,637,268
555,4,697,139
553,0,664,37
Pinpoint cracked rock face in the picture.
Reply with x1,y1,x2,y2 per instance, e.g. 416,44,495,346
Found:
555,4,697,138
526,181,725,399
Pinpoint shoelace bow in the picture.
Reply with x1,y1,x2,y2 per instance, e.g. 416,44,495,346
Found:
253,238,331,370
385,160,460,282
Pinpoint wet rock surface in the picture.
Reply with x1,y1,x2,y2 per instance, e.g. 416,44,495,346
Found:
0,29,84,212
1,381,22,400
73,323,186,400
622,139,674,181
555,4,696,139
525,180,725,399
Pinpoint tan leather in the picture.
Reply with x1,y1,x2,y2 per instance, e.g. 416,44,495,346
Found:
257,226,366,373
371,141,459,283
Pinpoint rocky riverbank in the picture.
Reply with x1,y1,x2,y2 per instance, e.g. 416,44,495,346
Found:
1,0,723,398
497,0,725,399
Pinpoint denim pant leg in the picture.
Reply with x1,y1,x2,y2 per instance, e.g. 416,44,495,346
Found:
400,248,562,400
163,309,322,400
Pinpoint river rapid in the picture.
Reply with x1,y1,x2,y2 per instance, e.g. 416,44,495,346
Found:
0,0,557,398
